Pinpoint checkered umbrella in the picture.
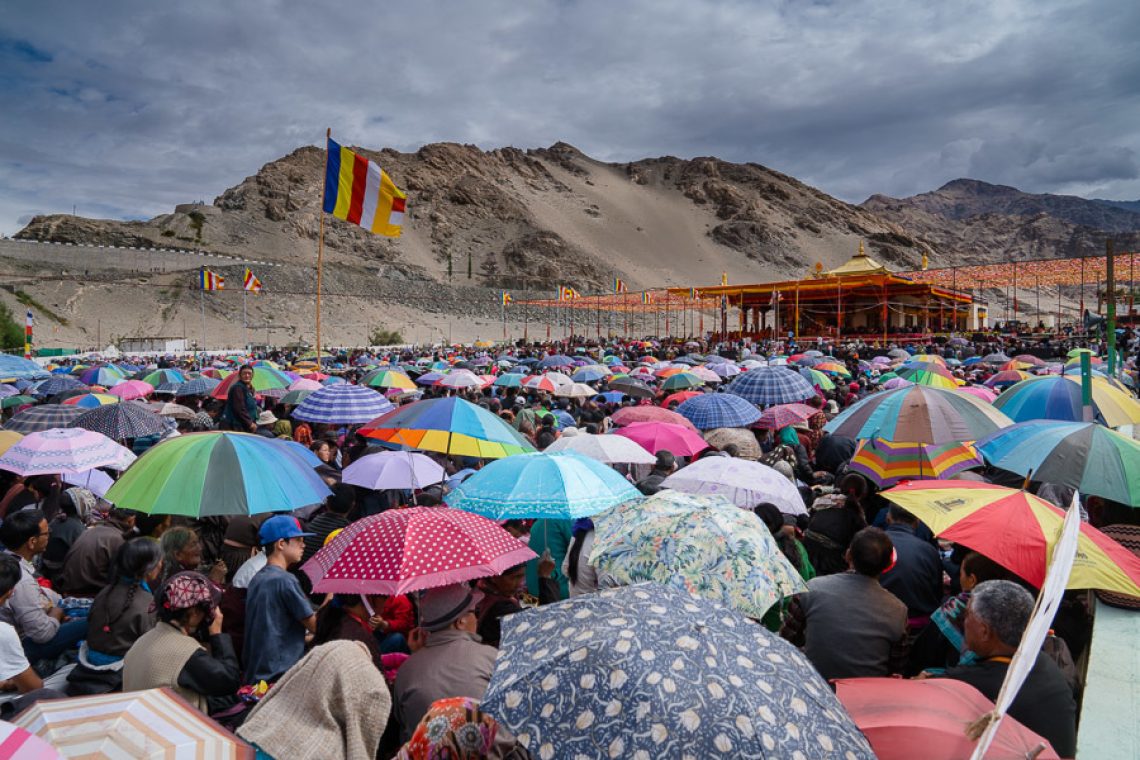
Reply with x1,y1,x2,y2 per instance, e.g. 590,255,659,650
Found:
675,393,761,430
292,383,394,425
175,376,220,397
3,405,85,434
31,376,87,397
73,402,170,440
726,366,816,406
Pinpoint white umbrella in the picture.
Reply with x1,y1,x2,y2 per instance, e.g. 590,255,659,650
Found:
554,382,597,399
542,371,574,389
662,456,807,515
63,469,115,498
341,451,446,490
437,369,484,389
0,428,135,476
544,432,658,465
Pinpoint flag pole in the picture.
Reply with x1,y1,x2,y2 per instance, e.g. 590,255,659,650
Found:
316,127,329,363
242,285,248,351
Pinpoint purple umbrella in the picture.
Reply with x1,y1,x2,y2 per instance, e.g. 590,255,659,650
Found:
341,451,446,491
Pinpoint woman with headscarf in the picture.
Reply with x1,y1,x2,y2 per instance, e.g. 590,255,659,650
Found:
396,697,528,759
237,640,391,760
42,487,96,582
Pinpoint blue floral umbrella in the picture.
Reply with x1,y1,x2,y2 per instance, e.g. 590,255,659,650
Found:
481,584,875,760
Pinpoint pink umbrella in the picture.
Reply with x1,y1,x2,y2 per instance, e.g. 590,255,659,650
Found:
611,406,698,431
288,378,322,392
881,377,914,390
754,402,819,430
0,720,63,759
956,385,998,403
301,506,536,595
438,369,483,389
612,421,711,457
0,428,135,476
106,380,154,401
687,366,722,383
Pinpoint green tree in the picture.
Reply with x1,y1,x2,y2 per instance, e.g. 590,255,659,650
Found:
368,328,405,346
0,303,25,352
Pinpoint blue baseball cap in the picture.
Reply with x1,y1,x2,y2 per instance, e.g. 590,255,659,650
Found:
259,515,313,545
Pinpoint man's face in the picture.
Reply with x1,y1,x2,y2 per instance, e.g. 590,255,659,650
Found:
962,600,987,653
282,536,305,564
30,520,50,556
239,368,253,383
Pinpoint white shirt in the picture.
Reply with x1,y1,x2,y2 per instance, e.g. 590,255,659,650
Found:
0,622,30,681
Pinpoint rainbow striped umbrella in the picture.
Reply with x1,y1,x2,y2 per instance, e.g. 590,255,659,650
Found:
895,368,958,389
909,354,947,367
105,432,331,516
358,396,535,459
61,393,121,408
78,364,128,387
660,372,705,391
983,370,1033,389
825,385,1011,443
360,369,416,390
208,367,291,399
848,438,982,487
884,480,1140,594
814,361,851,377
798,367,836,390
993,375,1140,427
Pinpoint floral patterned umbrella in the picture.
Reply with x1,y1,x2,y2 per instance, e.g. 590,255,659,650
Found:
589,491,807,619
481,584,873,760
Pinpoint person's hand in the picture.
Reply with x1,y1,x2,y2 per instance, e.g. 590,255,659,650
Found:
369,615,389,632
208,609,224,636
208,560,227,585
48,606,66,622
538,556,556,578
407,627,427,653
913,670,932,680
0,679,14,692
248,424,257,433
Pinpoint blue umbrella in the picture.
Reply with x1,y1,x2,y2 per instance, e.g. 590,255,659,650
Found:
571,367,608,383
675,393,761,430
321,376,347,386
3,404,85,434
726,366,816,406
274,439,323,467
493,373,527,388
538,355,575,369
415,371,445,386
595,391,625,404
445,451,641,519
0,355,49,382
175,376,221,397
292,384,393,425
482,584,875,760
31,376,87,397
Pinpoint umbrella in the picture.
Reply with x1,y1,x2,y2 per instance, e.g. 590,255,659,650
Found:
175,376,220,397
493,373,527,388
208,367,291,399
992,375,1140,427
0,431,22,457
292,384,393,425
360,369,416,390
279,389,313,406
151,402,196,420
63,468,116,498
0,355,48,382
571,366,610,383
3,405,84,433
607,377,655,399
0,718,64,759
703,427,761,460
662,455,806,515
13,687,254,759
660,372,705,391
543,432,658,465
675,393,761,429
610,406,697,430
798,367,836,390
31,376,86,397
0,427,135,476
522,375,558,393
848,439,983,488
881,377,914,390
437,369,484,389
1012,354,1047,367
287,378,323,392
106,380,154,401
554,382,598,399
301,506,535,595
78,365,127,386
896,365,960,389
955,385,998,404
833,677,1060,760
909,354,947,366
727,366,816,406
0,395,36,410
754,402,818,430
612,421,711,457
883,480,1140,594
105,432,332,516
660,390,703,408
481,585,871,760
982,370,1032,389
139,369,187,387
888,348,911,360
61,393,120,408
341,450,446,491
824,386,1012,444
982,353,1012,365
541,371,574,389
359,397,535,458
445,451,641,519
709,362,742,379
976,420,1140,506
814,361,851,377
73,402,169,440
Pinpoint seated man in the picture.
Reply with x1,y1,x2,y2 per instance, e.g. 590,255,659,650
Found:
879,505,943,622
781,527,908,681
57,507,138,597
393,583,496,742
932,580,1076,758
0,553,52,710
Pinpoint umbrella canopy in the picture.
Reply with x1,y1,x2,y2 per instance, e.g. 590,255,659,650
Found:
727,366,816,406
610,406,697,430
660,372,705,391
287,378,322,392
814,361,851,376
538,354,575,368
32,376,87,397
106,380,154,401
480,584,871,760
675,393,761,430
883,480,1140,594
607,377,655,398
175,376,220,397
612,421,711,457
61,392,120,408
73,402,169,440
754,402,818,431
341,451,446,491
139,369,187,387
301,506,535,595
105,432,331,517
992,375,1140,427
13,687,254,759
78,364,128,386
445,451,641,519
543,432,658,465
359,397,535,459
292,384,393,425
983,369,1032,388
437,369,484,389
709,361,742,378
554,382,598,399
208,367,291,399
833,677,1060,760
824,386,1011,443
0,395,36,411
152,402,196,420
976,420,1140,506
0,355,49,382
279,389,313,406
661,456,806,515
0,427,135,476
360,369,416,390
0,431,22,458
848,439,983,488
703,427,761,460
955,385,998,404
571,366,610,383
493,373,527,388
3,405,84,434
799,367,837,390
659,390,702,408
896,365,960,389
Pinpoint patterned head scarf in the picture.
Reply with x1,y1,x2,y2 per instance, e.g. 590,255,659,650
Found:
64,487,97,521
396,697,498,760
160,571,220,611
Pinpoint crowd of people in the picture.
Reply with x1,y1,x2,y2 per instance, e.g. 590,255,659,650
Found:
0,331,1135,758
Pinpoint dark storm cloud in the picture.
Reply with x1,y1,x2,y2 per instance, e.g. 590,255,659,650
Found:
1,0,1137,235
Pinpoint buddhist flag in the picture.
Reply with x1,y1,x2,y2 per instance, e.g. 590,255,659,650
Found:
243,268,263,293
641,291,653,305
199,268,224,291
559,286,579,301
689,287,699,299
721,272,728,286
24,311,32,359
323,137,406,237
614,278,628,294
501,292,513,306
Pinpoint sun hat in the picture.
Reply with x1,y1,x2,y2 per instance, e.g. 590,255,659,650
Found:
257,410,278,426
419,583,484,632
259,515,313,545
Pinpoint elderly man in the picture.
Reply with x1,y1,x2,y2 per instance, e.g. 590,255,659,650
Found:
636,450,676,495
222,364,258,433
933,580,1076,758
393,583,496,742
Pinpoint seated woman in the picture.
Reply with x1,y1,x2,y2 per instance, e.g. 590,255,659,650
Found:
122,571,240,713
476,557,558,647
42,488,96,582
312,594,385,669
67,538,163,695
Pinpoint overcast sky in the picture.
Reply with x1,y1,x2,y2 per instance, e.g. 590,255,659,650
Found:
2,0,1138,235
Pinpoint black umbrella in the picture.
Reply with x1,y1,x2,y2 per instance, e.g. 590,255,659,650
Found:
3,404,84,433
73,402,169,440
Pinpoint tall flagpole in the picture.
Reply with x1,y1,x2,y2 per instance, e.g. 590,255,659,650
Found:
316,127,329,362
242,285,248,351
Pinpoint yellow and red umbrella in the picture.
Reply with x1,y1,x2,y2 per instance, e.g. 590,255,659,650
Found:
848,439,981,487
884,480,1140,594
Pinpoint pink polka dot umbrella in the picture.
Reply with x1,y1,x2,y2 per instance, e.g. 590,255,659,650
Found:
301,506,537,595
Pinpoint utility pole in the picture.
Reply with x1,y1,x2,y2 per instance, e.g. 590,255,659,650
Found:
1107,239,1116,374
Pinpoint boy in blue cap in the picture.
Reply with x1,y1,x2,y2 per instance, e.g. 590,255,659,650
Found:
243,516,316,684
